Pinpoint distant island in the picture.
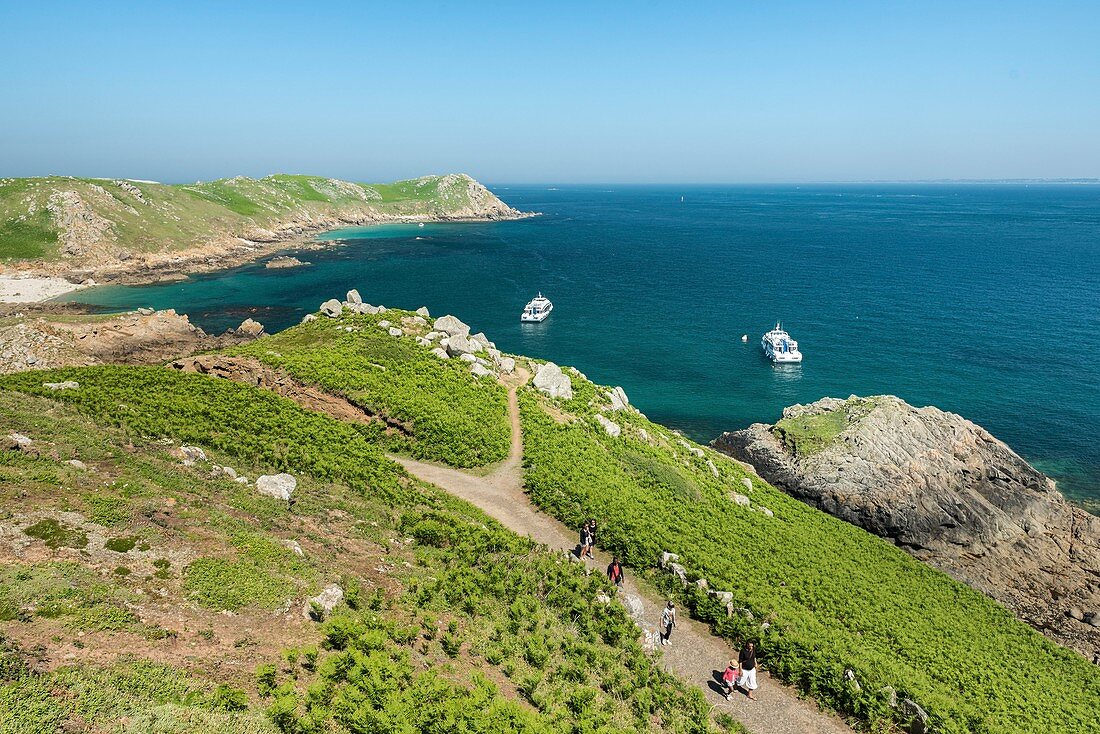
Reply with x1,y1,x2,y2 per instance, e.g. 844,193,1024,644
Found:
0,173,532,301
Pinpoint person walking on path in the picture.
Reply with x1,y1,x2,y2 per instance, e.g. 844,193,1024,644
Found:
607,557,625,588
578,521,591,559
585,519,597,559
660,601,677,646
738,641,759,700
721,659,741,700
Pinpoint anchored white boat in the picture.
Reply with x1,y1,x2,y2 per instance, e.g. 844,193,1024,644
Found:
762,322,802,363
521,293,553,322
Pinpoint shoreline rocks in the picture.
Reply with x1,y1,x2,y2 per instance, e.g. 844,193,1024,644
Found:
713,395,1100,660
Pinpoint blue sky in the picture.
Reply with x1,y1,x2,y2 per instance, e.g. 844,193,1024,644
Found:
2,1,1098,182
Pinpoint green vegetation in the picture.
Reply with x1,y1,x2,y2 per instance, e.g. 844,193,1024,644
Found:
233,312,511,466
23,518,87,549
105,535,138,553
0,209,57,260
0,173,507,263
264,501,712,733
0,365,406,499
0,366,716,733
183,557,293,612
0,649,277,734
519,378,1100,734
771,398,878,457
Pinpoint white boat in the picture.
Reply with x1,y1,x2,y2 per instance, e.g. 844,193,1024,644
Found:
741,334,748,342
762,322,802,363
521,293,553,322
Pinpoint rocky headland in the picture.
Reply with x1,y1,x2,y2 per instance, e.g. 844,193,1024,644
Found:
713,395,1100,661
0,173,534,301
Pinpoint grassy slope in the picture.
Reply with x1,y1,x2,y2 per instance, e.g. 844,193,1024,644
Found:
517,373,1100,734
230,309,511,467
770,398,880,457
0,173,508,263
0,370,716,734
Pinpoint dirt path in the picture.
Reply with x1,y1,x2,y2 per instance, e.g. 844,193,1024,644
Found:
392,374,853,734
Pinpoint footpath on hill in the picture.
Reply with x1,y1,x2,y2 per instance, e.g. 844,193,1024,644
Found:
391,372,853,734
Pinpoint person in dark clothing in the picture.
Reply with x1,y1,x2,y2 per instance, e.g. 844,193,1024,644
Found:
660,601,676,645
585,519,597,559
737,641,758,699
579,521,593,559
607,557,624,588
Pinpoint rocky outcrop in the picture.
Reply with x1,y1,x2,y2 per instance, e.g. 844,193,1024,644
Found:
47,190,114,257
0,308,241,374
256,473,297,502
533,362,572,400
713,395,1100,660
265,256,307,269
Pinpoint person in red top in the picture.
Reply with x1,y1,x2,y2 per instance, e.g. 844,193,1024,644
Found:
607,557,624,588
721,659,740,700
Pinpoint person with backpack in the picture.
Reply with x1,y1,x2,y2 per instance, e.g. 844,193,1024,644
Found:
660,601,676,645
607,557,624,588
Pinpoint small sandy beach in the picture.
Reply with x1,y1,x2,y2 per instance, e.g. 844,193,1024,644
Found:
0,275,90,303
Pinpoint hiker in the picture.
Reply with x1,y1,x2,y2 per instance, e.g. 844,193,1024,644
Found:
737,641,759,700
607,557,624,588
721,658,740,700
579,521,592,559
660,601,676,646
585,519,597,559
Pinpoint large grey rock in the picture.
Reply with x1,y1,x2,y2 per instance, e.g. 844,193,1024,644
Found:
445,333,480,356
496,356,516,374
430,347,449,360
470,363,494,378
319,299,343,318
179,445,206,462
256,473,296,502
620,593,645,621
900,698,930,734
608,386,630,411
416,306,430,318
595,414,621,438
533,362,572,400
713,394,1100,660
235,318,265,337
303,583,343,620
433,315,470,338
346,289,362,304
43,380,80,390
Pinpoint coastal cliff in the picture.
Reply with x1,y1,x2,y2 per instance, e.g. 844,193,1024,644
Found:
0,173,530,289
713,395,1100,661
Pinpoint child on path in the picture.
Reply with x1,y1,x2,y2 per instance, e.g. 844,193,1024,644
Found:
660,601,676,645
721,659,740,700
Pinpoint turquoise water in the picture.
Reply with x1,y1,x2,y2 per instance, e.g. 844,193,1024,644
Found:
68,185,1100,507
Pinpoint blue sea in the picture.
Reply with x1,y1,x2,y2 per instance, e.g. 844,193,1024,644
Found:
67,185,1100,509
